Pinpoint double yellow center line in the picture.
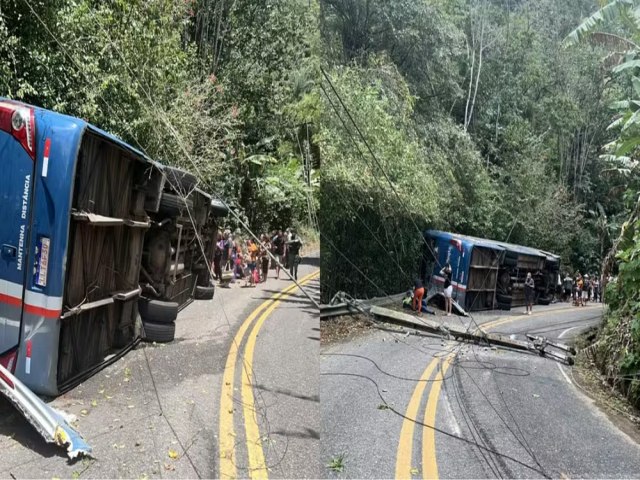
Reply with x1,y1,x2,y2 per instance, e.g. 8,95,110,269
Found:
394,351,455,480
218,270,320,479
396,303,602,478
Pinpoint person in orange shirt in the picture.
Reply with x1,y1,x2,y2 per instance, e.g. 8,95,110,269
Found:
247,240,259,286
413,278,425,315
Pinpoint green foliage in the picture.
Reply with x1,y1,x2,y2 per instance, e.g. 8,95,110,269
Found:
320,0,613,300
0,0,317,235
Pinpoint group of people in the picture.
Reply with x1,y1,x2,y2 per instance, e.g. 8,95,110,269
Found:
413,263,454,316
562,272,602,306
212,228,304,287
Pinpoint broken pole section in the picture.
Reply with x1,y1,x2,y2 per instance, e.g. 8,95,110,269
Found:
368,306,574,365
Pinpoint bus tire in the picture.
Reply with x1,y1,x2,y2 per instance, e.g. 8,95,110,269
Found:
496,293,512,305
165,166,197,192
142,320,176,343
159,192,193,216
138,298,179,324
537,296,552,305
194,285,215,300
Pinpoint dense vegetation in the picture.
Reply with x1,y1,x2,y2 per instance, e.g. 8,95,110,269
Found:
0,0,319,235
319,0,635,301
563,0,640,407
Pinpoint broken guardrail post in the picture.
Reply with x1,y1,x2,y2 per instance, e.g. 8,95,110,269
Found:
0,363,92,459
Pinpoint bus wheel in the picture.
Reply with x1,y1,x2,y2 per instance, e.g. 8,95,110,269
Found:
194,285,215,300
164,166,197,192
138,298,179,324
159,192,194,217
142,320,176,343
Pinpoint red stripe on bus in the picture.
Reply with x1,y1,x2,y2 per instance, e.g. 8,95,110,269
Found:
0,293,60,318
43,138,51,158
0,293,22,308
23,304,61,319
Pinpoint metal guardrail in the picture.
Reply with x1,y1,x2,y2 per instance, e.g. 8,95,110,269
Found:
320,303,359,319
0,363,92,459
320,291,407,320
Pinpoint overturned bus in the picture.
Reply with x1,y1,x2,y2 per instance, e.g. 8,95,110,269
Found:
420,230,560,312
0,98,228,396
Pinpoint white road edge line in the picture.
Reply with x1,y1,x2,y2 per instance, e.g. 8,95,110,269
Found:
556,326,578,385
557,363,573,385
559,326,578,339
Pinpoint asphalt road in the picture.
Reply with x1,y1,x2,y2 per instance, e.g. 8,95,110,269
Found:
0,256,319,479
321,302,640,479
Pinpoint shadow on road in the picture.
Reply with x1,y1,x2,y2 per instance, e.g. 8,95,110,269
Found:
254,384,320,403
271,427,320,440
0,397,68,463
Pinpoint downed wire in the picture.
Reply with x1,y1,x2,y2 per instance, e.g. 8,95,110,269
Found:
320,371,552,478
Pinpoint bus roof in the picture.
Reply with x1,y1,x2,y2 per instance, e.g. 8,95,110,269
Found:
0,97,151,163
425,229,559,261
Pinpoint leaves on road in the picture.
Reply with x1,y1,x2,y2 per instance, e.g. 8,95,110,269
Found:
168,449,179,460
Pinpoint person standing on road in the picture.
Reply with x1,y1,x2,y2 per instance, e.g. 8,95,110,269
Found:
260,234,271,283
576,273,583,306
594,276,600,302
223,232,233,271
583,274,590,305
524,272,535,315
213,232,223,281
287,231,303,280
413,278,424,315
282,228,291,269
440,263,453,316
563,273,573,302
272,230,285,279
247,239,259,286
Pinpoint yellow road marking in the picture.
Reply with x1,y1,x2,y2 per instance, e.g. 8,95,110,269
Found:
241,273,319,479
218,270,319,479
422,354,454,480
395,357,441,479
407,303,603,480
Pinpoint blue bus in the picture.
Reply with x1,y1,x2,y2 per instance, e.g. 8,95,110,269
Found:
0,98,226,395
421,230,560,312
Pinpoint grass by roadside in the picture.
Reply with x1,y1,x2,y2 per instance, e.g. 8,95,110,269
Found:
298,225,319,257
571,331,640,444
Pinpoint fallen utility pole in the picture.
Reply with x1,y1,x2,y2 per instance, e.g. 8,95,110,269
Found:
368,305,575,365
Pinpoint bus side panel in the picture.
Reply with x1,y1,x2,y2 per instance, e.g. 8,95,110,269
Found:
427,234,468,305
0,127,36,357
13,115,83,395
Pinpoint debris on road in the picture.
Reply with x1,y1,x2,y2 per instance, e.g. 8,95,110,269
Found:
0,364,92,459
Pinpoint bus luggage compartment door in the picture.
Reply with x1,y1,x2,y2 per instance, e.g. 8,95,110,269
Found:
0,103,37,366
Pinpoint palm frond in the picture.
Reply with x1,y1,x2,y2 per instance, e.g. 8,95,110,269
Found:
590,31,640,50
563,0,636,48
